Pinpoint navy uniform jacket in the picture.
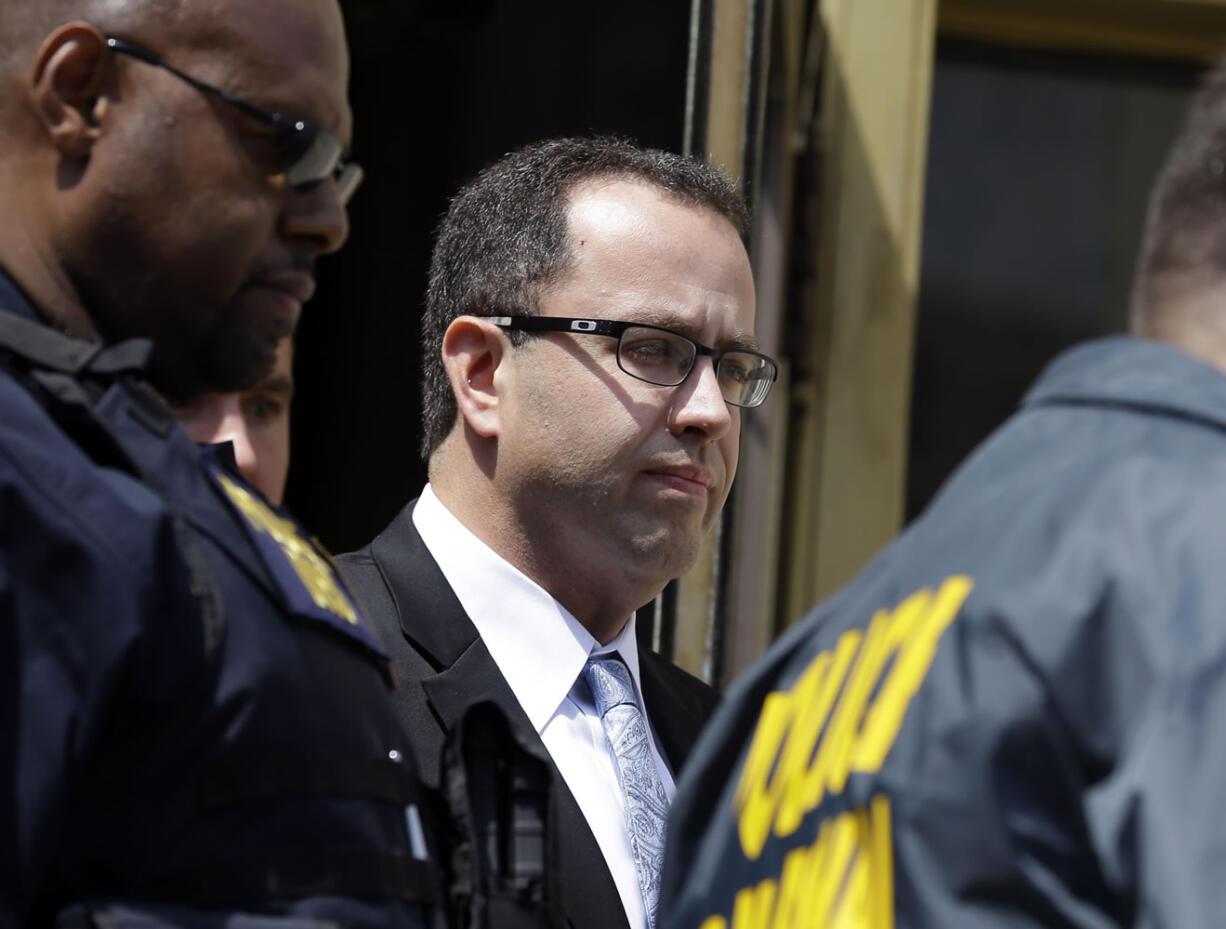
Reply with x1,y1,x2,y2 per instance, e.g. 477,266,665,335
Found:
661,337,1226,929
0,273,435,929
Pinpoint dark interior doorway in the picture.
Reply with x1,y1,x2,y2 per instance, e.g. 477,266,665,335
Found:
288,0,693,552
907,40,1200,520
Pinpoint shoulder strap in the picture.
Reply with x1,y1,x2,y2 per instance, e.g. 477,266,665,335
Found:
440,700,564,929
0,308,150,376
0,307,225,659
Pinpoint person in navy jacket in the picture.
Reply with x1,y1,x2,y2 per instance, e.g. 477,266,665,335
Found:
0,1,436,926
660,59,1226,929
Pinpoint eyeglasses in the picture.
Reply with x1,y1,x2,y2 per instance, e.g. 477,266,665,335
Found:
105,37,363,205
491,315,778,408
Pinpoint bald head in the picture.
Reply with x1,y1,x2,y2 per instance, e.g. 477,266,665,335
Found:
0,0,350,70
0,0,352,397
0,1,180,71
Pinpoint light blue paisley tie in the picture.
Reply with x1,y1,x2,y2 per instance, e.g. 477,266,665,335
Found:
583,654,669,929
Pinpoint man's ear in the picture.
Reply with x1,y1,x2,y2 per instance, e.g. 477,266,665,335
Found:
442,316,509,439
29,24,112,160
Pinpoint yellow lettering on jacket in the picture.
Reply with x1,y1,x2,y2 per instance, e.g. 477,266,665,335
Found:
734,576,972,859
736,631,861,859
705,795,895,929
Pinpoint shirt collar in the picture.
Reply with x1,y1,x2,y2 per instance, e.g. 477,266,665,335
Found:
588,613,647,706
413,483,642,732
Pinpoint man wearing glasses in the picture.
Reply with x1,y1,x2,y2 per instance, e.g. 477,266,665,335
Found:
339,137,777,929
0,2,434,927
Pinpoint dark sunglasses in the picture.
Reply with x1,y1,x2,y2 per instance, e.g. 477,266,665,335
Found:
106,37,363,205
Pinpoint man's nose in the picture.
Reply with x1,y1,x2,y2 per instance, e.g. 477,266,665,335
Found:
281,179,349,255
668,357,733,441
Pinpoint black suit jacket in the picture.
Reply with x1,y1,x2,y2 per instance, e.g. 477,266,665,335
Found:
337,499,720,929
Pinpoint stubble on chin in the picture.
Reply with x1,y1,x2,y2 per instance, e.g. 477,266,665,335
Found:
620,508,710,583
195,298,289,393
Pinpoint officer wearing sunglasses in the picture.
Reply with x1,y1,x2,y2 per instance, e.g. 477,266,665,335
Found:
0,3,435,928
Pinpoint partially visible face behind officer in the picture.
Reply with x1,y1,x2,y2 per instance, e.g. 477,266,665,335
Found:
0,0,353,401
174,337,295,504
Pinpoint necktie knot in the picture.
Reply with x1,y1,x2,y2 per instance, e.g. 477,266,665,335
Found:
584,655,637,717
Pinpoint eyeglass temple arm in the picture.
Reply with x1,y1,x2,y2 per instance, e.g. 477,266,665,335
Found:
106,38,284,129
489,316,624,337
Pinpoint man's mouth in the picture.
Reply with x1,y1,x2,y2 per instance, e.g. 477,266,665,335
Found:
245,271,316,335
255,269,316,305
643,464,716,497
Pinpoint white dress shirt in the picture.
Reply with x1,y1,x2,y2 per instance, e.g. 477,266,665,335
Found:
413,484,674,929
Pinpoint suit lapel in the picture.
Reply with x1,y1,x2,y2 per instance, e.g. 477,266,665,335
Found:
370,500,476,668
552,767,632,929
640,651,708,777
368,504,631,929
420,635,531,738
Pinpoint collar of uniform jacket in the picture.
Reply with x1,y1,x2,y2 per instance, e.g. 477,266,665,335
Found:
0,267,45,323
1025,335,1226,433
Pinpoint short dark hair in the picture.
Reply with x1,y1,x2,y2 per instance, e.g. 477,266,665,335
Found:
1131,58,1226,335
419,136,750,460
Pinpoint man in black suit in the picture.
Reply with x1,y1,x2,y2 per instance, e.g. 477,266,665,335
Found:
339,137,778,929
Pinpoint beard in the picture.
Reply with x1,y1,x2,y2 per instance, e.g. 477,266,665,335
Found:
191,296,293,393
147,292,294,404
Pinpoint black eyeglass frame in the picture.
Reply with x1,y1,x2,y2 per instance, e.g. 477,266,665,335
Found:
105,37,363,205
490,315,779,408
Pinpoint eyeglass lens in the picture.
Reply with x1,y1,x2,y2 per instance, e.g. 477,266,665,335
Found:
279,124,363,205
617,326,774,407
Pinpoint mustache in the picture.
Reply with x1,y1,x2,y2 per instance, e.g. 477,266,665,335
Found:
251,250,316,279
